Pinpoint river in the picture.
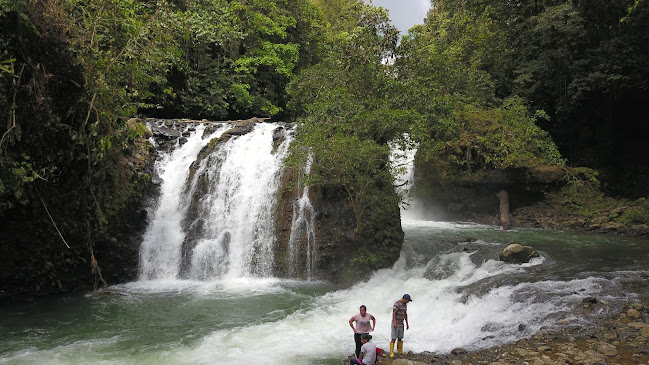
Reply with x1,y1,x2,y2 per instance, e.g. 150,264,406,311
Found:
1,220,648,364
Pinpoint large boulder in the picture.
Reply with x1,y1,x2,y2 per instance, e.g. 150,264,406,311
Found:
499,244,540,264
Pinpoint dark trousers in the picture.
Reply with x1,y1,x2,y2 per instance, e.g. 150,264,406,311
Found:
354,333,366,357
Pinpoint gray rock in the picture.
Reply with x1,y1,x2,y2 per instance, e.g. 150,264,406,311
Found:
224,119,258,137
392,360,429,365
499,244,540,263
642,326,649,338
598,341,618,356
151,125,181,139
628,322,647,329
451,348,468,355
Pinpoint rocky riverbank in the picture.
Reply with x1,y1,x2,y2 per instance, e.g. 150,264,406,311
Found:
345,296,649,365
457,190,649,238
508,194,649,238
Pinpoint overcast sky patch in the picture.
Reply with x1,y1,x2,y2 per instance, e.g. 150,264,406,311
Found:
369,0,431,36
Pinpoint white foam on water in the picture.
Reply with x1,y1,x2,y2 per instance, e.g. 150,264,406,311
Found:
0,250,620,365
139,124,231,280
402,219,498,231
114,277,300,298
158,254,602,364
0,337,122,365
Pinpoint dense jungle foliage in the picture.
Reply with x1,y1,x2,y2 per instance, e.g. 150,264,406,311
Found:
1,0,648,296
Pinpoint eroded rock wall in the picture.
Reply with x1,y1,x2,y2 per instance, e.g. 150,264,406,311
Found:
275,170,403,285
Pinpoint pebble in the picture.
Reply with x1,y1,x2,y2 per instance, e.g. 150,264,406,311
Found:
627,308,642,319
598,341,618,356
628,322,647,329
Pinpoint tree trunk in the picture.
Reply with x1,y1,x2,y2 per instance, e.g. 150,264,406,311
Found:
496,189,511,231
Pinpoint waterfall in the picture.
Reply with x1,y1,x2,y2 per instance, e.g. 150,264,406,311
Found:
139,121,294,280
287,153,316,279
389,136,418,219
139,123,229,279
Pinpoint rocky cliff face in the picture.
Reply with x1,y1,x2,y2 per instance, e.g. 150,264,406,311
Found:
275,179,363,283
276,166,403,285
0,118,159,301
93,119,158,286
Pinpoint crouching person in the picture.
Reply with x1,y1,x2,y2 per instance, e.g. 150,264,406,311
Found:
349,334,376,365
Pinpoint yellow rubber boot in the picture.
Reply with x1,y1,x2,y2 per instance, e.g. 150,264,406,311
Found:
389,342,395,358
397,340,404,354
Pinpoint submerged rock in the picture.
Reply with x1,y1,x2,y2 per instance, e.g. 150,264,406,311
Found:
499,243,540,263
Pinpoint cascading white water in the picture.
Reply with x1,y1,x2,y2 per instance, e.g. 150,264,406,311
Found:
186,123,293,279
139,123,231,279
389,137,421,220
5,212,649,365
139,122,293,280
287,152,316,279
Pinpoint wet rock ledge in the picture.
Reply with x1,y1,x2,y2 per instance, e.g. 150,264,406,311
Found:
344,301,649,365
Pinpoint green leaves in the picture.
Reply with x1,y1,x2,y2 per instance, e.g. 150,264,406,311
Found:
395,2,568,187
286,0,408,235
234,41,299,77
145,0,323,119
0,58,15,74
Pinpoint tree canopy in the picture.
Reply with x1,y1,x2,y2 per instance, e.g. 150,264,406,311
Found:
1,0,648,294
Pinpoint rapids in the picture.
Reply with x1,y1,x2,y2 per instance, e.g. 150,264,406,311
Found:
1,220,648,364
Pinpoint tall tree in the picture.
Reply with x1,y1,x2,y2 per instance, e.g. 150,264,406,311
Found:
287,0,407,268
144,0,325,120
0,0,175,293
424,0,649,197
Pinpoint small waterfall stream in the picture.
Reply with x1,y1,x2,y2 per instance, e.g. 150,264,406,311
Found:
287,153,316,279
139,121,297,280
389,138,420,219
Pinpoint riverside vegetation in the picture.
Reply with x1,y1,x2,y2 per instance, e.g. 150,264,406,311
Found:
1,0,648,299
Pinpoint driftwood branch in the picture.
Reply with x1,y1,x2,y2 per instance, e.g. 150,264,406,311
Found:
36,185,71,249
86,219,108,290
0,64,26,154
90,248,108,290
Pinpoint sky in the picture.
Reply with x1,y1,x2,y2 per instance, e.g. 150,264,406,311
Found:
369,0,431,36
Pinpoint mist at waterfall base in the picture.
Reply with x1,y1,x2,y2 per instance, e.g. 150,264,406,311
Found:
2,127,649,365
